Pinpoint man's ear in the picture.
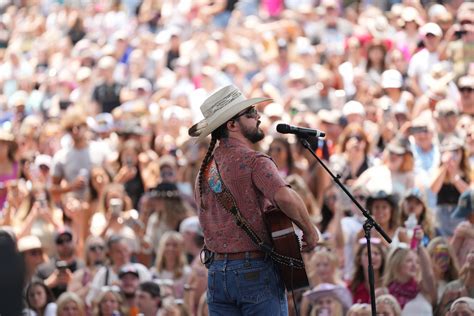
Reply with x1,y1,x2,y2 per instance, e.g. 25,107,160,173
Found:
226,120,238,132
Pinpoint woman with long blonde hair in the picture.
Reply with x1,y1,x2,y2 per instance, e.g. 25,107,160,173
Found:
151,231,190,299
383,233,436,315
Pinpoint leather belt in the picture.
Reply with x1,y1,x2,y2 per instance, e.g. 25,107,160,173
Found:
214,250,265,261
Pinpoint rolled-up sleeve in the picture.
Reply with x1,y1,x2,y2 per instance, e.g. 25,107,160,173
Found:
251,154,288,205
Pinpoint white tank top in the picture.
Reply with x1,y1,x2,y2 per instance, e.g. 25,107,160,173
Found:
401,293,433,316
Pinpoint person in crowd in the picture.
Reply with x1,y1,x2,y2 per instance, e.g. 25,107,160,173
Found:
356,191,399,245
450,189,474,268
178,217,207,315
144,182,194,251
409,117,440,186
330,123,373,186
434,100,462,141
355,137,414,198
427,237,460,303
365,40,388,87
36,229,85,299
179,216,203,264
347,303,371,316
68,236,106,302
286,174,321,222
408,22,443,96
25,280,57,316
318,185,344,258
307,245,344,288
447,297,474,316
86,235,151,306
382,228,437,315
375,294,402,316
430,135,470,236
301,283,353,316
118,264,141,316
50,108,108,201
18,235,47,282
136,281,162,316
92,286,126,316
267,136,300,178
457,76,474,116
396,188,436,247
348,239,386,304
56,292,86,316
113,140,145,209
92,56,123,114
11,184,62,256
438,249,474,316
0,228,25,316
151,231,190,299
0,129,18,209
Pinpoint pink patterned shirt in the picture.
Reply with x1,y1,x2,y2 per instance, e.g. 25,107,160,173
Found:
196,138,288,253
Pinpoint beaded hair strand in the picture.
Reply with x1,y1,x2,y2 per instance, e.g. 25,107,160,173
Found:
198,136,217,208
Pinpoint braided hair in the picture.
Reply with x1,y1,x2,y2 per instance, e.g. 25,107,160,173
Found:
197,124,228,208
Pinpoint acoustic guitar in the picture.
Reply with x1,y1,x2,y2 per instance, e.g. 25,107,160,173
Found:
264,206,310,290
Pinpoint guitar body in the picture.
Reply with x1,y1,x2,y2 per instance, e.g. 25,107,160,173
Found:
264,206,309,290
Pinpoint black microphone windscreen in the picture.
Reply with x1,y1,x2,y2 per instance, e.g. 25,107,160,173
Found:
276,124,290,134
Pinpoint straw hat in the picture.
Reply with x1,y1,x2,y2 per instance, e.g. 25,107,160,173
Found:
188,85,271,140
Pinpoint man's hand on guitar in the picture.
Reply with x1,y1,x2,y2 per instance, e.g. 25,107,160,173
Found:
301,228,319,252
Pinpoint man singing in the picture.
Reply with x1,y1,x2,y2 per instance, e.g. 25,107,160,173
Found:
188,85,319,315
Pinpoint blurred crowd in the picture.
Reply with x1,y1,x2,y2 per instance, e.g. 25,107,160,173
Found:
0,0,473,315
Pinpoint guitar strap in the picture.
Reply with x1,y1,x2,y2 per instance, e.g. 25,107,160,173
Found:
203,157,304,269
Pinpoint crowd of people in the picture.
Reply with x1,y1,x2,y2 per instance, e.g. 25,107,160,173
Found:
0,0,473,315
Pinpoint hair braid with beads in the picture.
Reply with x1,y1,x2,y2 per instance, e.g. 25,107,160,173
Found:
197,122,229,208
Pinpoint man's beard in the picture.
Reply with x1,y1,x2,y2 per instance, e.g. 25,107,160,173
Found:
241,122,264,144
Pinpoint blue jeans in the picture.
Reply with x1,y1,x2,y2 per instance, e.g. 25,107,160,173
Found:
207,256,288,315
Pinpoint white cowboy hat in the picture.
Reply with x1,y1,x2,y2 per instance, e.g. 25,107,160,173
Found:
188,85,271,139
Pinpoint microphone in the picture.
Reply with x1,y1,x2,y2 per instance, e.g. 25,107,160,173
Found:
276,123,326,138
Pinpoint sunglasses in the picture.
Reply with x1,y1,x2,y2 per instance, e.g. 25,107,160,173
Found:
25,249,43,256
348,134,363,142
56,238,72,245
234,107,259,120
459,87,473,93
66,124,86,133
89,245,105,252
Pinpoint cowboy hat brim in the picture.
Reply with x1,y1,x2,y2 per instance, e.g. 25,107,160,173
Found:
188,97,272,140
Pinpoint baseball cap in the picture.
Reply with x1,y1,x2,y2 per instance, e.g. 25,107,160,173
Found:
382,69,403,89
34,155,52,169
452,189,473,219
342,101,365,117
119,264,140,278
435,99,459,117
420,22,442,37
55,228,73,244
179,216,203,237
17,235,42,252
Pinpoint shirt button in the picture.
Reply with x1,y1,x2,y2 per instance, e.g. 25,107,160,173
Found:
223,243,227,248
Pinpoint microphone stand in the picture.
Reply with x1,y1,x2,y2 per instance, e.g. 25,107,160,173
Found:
299,137,391,316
